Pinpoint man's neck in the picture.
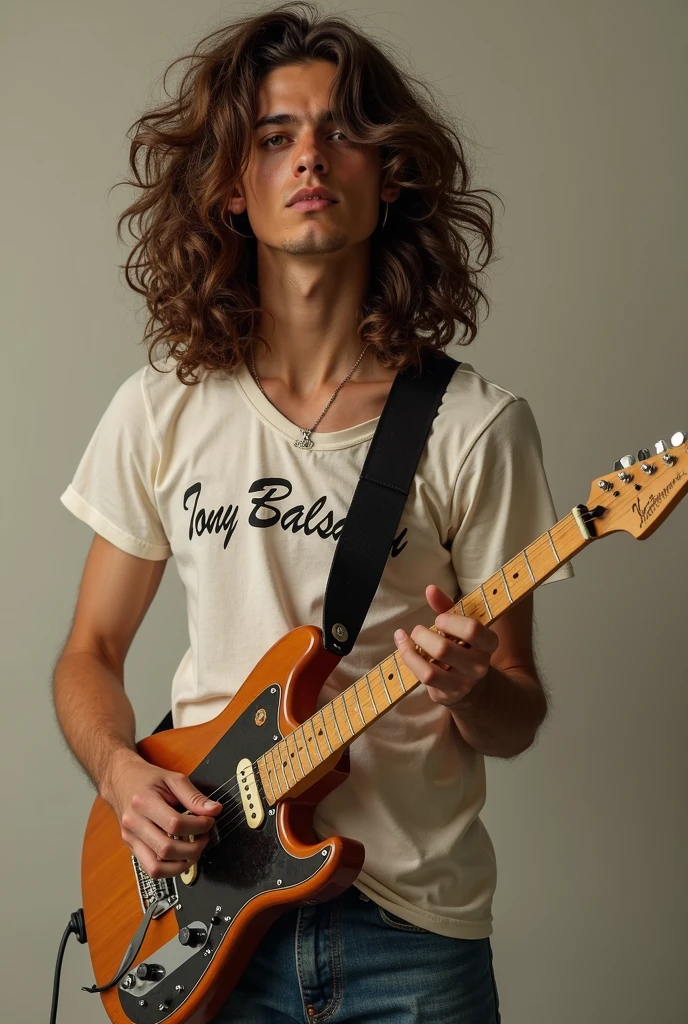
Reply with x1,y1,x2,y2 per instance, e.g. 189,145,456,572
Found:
252,239,380,396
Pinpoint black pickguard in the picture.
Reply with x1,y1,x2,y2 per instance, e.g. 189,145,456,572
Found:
118,684,329,1023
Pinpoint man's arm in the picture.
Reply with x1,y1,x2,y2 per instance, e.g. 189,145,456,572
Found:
53,534,222,878
53,533,165,796
395,588,549,759
448,595,547,758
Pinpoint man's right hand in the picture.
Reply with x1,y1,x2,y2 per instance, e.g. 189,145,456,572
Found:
102,749,223,879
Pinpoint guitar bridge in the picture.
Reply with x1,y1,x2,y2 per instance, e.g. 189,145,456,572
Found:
131,856,178,917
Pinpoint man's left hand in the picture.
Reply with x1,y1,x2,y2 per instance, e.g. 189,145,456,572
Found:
393,584,499,707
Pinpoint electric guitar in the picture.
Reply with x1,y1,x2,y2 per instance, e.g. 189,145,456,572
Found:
80,432,688,1024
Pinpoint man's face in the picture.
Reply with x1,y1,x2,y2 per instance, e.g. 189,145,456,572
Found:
230,60,397,255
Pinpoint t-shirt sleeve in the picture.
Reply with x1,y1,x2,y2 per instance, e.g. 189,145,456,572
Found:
449,397,574,597
59,368,172,560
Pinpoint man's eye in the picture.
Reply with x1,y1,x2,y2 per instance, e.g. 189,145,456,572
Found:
262,134,286,148
261,131,348,148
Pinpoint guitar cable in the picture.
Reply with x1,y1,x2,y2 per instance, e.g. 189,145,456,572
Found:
49,908,87,1024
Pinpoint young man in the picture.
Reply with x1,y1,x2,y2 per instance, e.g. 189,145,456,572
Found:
53,5,573,1021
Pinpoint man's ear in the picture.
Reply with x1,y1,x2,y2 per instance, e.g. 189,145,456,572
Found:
228,190,247,215
381,182,402,205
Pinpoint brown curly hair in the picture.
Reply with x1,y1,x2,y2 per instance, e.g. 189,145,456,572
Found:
113,1,502,385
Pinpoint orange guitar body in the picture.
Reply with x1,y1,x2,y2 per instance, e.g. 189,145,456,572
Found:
81,625,366,1024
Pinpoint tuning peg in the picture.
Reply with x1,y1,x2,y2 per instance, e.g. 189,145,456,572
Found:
654,439,669,453
613,454,636,471
670,431,686,446
637,448,651,460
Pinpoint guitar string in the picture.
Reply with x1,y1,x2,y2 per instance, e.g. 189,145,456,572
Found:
202,648,418,843
204,692,361,843
197,677,388,846
168,529,574,851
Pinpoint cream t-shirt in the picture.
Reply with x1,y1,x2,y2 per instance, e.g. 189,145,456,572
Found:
59,354,573,938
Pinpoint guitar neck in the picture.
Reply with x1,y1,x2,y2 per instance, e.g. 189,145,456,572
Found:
257,507,593,804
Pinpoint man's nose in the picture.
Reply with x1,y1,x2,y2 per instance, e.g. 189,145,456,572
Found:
293,130,328,174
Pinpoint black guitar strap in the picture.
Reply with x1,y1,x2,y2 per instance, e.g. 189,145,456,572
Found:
321,349,461,657
153,349,460,733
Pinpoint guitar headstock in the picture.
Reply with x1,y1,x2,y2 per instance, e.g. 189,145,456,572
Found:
586,432,688,539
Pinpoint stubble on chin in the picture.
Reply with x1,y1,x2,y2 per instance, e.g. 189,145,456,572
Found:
280,229,348,256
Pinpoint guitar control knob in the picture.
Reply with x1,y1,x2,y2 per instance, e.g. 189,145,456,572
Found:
179,926,207,948
121,973,136,990
135,962,166,981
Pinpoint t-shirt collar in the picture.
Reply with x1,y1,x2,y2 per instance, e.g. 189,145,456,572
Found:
232,359,381,450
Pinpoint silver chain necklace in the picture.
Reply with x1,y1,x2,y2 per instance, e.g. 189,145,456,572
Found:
249,344,370,449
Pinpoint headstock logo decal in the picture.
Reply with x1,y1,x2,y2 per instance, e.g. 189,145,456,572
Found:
632,470,686,528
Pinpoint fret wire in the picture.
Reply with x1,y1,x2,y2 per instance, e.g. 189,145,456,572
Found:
299,725,314,769
282,741,298,786
287,731,305,779
499,567,513,603
391,651,408,692
258,756,276,803
281,735,297,782
365,674,378,714
479,584,493,620
522,548,536,582
271,746,287,795
278,753,290,792
264,747,278,797
339,693,355,737
546,529,561,563
272,746,285,797
352,682,367,725
305,719,324,762
329,699,345,745
282,739,298,785
378,665,392,704
318,709,334,754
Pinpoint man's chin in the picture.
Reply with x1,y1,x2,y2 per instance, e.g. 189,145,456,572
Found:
279,230,349,255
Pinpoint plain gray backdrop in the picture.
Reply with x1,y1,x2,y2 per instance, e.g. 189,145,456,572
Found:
2,2,686,1022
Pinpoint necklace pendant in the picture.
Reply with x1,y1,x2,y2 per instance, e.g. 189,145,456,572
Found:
294,429,314,450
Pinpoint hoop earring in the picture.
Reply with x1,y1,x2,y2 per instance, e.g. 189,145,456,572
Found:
227,211,255,239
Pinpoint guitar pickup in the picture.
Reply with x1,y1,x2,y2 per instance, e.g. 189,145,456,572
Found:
236,758,265,829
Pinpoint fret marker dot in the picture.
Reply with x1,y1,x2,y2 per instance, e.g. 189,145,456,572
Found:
492,588,497,595
513,572,519,578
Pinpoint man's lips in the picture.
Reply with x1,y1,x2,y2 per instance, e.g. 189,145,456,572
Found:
287,187,339,207
288,197,338,211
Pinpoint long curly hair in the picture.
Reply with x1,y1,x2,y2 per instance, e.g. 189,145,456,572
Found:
114,1,502,385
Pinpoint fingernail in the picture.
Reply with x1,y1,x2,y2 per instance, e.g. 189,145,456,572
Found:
394,629,406,642
204,799,220,809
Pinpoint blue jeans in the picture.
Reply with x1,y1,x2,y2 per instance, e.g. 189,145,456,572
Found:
214,884,501,1023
